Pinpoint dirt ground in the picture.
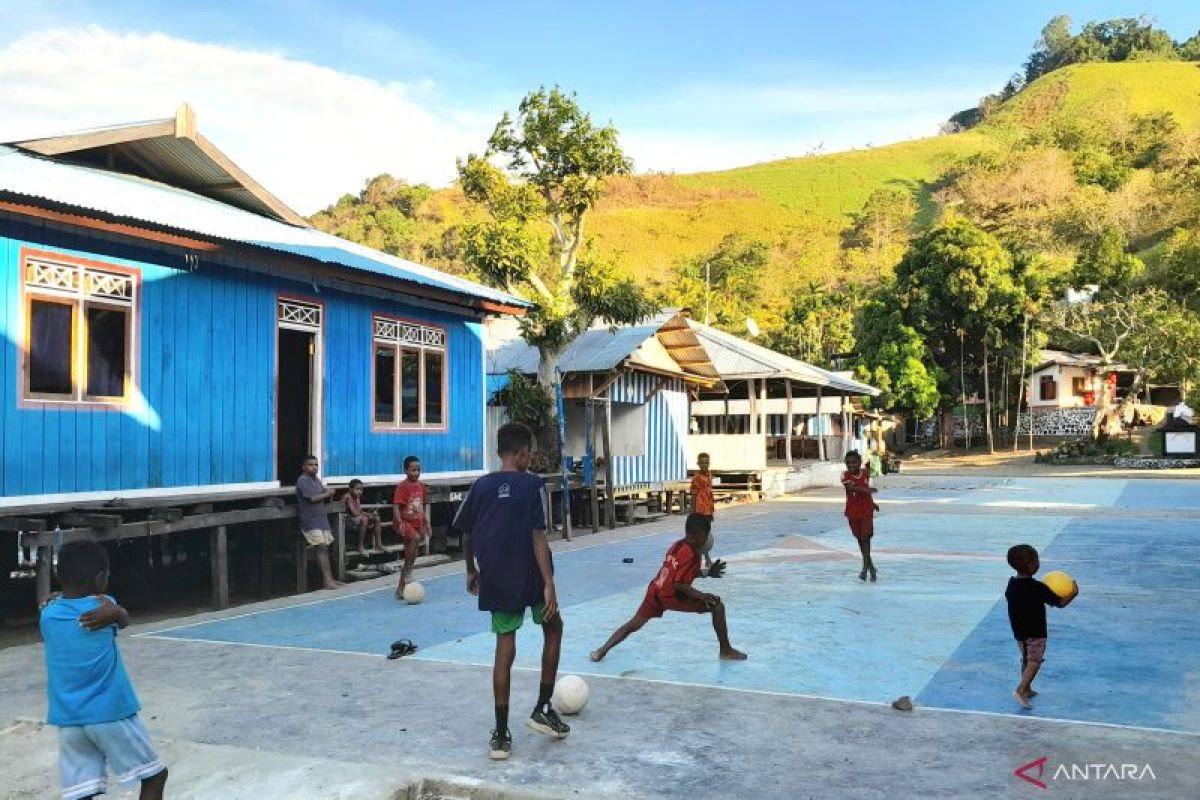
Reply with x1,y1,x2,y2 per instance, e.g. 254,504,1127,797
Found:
897,447,1199,479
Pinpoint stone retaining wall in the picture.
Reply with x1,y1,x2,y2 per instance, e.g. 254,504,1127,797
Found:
1016,408,1096,437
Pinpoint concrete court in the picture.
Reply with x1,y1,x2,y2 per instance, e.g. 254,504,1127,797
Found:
1,475,1198,799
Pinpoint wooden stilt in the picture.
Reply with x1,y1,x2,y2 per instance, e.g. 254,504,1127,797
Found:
333,513,345,582
209,525,229,610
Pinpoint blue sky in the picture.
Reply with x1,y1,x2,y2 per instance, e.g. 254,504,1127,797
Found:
1,1,1196,211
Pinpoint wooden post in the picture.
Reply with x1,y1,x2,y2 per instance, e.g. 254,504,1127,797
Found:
816,386,826,461
260,527,273,599
586,398,599,532
562,486,573,540
785,380,794,466
36,545,52,607
296,538,308,593
210,525,229,610
748,378,757,434
603,390,616,529
333,513,345,582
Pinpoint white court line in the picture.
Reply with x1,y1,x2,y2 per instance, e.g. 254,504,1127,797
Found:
139,633,385,659
137,527,674,637
131,633,1200,738
401,654,1200,739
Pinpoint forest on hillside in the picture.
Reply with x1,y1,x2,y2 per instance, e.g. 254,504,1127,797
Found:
311,14,1200,432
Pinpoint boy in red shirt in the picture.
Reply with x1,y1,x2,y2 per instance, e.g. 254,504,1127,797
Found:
690,453,715,569
393,455,431,599
842,450,880,582
589,513,746,661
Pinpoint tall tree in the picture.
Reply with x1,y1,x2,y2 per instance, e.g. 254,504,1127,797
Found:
853,299,941,419
457,87,653,411
767,283,858,368
842,187,917,280
894,219,1026,447
673,234,769,330
1070,226,1144,292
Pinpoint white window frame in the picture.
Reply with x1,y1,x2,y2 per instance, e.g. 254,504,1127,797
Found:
21,254,138,406
372,315,447,431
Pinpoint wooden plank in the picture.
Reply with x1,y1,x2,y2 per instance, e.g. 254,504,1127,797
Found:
209,525,229,609
0,517,48,532
603,392,615,529
333,513,345,582
59,512,122,528
23,505,299,547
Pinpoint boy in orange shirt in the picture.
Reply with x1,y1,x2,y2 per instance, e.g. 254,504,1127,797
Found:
393,456,431,599
690,452,715,569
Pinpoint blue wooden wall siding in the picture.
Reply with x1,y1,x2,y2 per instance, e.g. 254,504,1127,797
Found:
609,371,688,488
0,224,484,497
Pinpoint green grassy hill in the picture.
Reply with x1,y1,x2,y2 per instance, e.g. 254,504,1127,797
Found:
314,61,1200,304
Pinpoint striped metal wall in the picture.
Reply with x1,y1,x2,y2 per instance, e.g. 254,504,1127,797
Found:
0,220,484,497
609,371,688,488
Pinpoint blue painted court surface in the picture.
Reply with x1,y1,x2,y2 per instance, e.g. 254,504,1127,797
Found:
146,476,1200,735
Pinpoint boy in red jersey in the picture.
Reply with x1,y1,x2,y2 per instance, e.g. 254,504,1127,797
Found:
393,456,431,599
589,513,746,661
690,453,715,568
842,450,880,582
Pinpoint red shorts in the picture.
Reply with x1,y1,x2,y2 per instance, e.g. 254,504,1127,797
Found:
635,588,709,619
847,515,873,540
399,524,422,543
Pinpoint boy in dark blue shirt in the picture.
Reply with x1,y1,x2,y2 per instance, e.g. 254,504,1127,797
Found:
454,422,568,760
41,540,167,800
1005,543,1078,709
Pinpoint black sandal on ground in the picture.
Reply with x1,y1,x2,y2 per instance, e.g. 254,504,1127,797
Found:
387,639,419,659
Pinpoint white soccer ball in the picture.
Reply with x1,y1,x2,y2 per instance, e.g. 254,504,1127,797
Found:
402,582,426,605
552,674,589,715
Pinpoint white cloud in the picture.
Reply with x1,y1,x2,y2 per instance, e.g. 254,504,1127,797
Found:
0,27,490,213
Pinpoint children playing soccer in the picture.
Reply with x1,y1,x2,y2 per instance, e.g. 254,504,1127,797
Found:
590,513,746,662
454,423,569,760
841,450,880,582
1005,544,1078,709
344,479,383,553
41,540,168,800
393,456,431,599
690,452,715,568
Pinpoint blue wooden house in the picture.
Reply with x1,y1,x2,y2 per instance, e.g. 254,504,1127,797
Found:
0,106,526,504
486,311,720,490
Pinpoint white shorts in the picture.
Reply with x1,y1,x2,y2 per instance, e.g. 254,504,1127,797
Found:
58,714,164,800
302,528,333,546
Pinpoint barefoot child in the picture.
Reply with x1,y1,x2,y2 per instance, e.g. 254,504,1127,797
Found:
296,455,343,590
344,479,383,553
690,453,715,568
393,456,431,599
841,450,880,582
590,513,746,662
41,540,168,800
454,423,569,760
1005,544,1078,709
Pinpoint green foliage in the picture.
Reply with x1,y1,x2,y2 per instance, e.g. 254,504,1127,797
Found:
457,86,648,366
494,369,551,433
767,283,858,368
1072,147,1132,189
1180,33,1200,61
1070,227,1143,291
841,187,917,279
852,298,941,417
1147,228,1200,310
894,219,1025,399
309,174,437,261
1024,15,1180,86
671,234,770,330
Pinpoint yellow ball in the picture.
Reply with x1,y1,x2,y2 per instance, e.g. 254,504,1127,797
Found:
1042,571,1075,599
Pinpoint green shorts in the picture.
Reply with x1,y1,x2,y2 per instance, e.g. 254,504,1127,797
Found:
491,603,546,634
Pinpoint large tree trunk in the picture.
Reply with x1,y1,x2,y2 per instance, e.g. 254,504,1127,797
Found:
1090,368,1113,442
537,346,565,467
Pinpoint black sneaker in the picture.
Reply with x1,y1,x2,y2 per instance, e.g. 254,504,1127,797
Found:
527,705,570,738
489,728,512,760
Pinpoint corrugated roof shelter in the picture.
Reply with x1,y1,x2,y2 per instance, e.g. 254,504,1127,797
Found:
0,107,522,505
685,320,879,469
486,312,720,490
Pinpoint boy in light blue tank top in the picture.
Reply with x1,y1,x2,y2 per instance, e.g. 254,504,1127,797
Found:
40,540,167,800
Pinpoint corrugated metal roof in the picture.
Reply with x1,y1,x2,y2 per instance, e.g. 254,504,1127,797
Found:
0,146,529,310
487,311,721,387
688,320,879,396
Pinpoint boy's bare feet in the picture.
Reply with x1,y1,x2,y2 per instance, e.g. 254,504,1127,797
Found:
589,649,604,662
720,647,748,660
1026,689,1038,698
1013,690,1032,709
858,568,868,581
323,580,343,590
